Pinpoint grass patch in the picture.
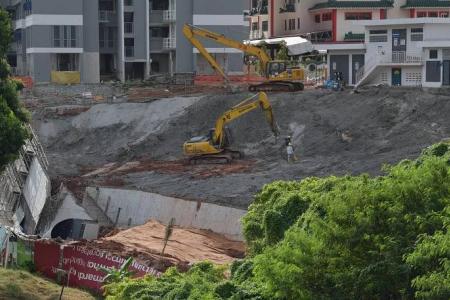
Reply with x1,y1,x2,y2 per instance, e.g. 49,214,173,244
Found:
0,268,96,300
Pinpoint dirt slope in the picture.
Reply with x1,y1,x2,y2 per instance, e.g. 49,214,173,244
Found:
32,87,450,208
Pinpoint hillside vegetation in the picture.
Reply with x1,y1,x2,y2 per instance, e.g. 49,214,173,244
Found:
105,141,449,299
0,268,95,300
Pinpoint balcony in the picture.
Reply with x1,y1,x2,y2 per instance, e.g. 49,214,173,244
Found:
163,10,176,22
99,11,116,23
249,6,268,16
163,37,176,50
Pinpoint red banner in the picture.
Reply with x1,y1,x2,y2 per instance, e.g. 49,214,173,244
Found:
34,241,162,293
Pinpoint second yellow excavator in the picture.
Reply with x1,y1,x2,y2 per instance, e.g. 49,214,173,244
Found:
183,92,278,164
183,24,305,92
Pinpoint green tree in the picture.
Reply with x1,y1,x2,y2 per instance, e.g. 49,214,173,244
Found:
275,41,289,61
0,8,29,171
251,141,450,299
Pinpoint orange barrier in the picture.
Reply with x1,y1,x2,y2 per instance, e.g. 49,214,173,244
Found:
195,74,265,84
13,76,33,89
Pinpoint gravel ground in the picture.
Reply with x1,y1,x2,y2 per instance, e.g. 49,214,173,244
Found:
32,87,450,209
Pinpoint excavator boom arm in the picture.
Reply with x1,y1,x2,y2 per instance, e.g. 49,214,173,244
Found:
183,24,272,77
213,92,278,146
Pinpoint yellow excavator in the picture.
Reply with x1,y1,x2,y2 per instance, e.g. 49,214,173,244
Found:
183,92,279,164
183,24,305,92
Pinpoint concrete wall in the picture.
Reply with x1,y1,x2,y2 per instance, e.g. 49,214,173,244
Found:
175,0,193,72
337,10,382,41
42,187,98,240
31,0,82,15
86,187,246,241
22,157,50,231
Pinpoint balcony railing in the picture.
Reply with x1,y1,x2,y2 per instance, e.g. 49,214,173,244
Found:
163,10,176,22
249,6,268,16
250,30,265,40
124,22,134,34
163,37,176,50
125,46,134,57
99,10,116,23
344,32,365,42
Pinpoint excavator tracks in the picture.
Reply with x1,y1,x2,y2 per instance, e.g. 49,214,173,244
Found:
188,150,243,165
249,81,304,93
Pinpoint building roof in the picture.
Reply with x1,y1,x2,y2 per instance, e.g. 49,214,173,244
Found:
246,36,314,55
309,1,394,11
402,0,450,8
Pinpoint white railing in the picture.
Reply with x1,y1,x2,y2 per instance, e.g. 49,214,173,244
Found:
355,53,423,86
163,10,176,22
250,30,264,40
99,11,116,23
163,37,176,49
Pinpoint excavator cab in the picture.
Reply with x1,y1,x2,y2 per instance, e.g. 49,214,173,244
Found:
267,61,287,78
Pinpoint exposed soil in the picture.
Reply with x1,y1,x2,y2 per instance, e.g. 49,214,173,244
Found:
31,86,450,208
81,220,245,269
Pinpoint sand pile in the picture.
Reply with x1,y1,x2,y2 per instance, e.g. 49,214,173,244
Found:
89,220,245,267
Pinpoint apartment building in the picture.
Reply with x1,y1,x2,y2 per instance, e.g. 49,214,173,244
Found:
249,0,450,87
1,0,100,83
1,0,248,83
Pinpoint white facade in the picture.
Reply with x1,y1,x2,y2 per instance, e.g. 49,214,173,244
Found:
356,18,450,88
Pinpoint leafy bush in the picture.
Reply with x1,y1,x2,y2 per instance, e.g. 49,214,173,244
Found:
0,8,29,170
251,141,450,299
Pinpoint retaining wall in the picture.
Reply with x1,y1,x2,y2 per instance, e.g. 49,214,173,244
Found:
86,187,246,241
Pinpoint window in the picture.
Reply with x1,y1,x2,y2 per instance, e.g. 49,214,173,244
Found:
288,18,295,30
315,14,321,23
417,11,427,17
262,21,268,31
285,20,287,30
297,18,300,29
252,22,259,31
125,38,134,57
57,54,78,71
53,26,60,47
369,30,387,43
322,12,332,21
345,12,372,20
63,26,68,47
428,11,438,17
439,11,449,17
124,12,134,34
124,0,133,6
429,49,438,59
411,28,423,41
70,26,76,47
